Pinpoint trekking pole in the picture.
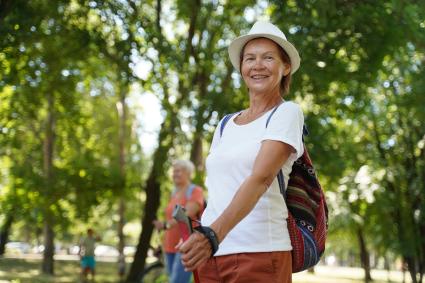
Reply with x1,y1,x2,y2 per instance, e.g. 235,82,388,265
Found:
172,205,201,283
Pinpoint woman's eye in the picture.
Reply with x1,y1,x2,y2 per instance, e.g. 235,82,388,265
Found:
245,57,254,61
265,56,273,60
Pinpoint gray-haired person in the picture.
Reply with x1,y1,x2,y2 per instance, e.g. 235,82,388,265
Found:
153,160,205,283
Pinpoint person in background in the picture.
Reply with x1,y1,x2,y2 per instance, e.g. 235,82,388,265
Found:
153,159,204,283
79,228,100,282
178,21,305,283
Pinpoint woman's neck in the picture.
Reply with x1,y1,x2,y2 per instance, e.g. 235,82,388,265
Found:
234,92,283,126
247,91,283,115
175,181,190,191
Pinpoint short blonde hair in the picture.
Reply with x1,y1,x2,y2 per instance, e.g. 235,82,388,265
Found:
172,160,195,177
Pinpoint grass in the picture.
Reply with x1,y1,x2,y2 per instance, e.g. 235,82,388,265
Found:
293,266,411,283
0,256,121,283
0,255,412,283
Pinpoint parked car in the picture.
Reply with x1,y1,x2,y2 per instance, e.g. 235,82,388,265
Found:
124,245,136,256
68,245,80,255
94,245,119,257
32,244,66,254
5,242,31,254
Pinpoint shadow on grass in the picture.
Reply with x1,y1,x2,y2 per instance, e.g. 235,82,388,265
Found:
0,257,409,283
0,257,120,283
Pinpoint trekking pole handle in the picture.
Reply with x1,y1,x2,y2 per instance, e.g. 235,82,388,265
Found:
172,205,193,240
172,205,201,283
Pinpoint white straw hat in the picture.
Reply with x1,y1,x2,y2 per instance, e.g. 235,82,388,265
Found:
228,21,300,74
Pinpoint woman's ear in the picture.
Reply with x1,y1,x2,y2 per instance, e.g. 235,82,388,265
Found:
283,64,291,76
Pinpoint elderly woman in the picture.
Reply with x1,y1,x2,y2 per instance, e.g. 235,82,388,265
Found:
178,21,304,282
153,159,204,283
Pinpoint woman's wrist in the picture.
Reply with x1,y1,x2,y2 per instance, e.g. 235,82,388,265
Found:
210,222,226,244
195,226,219,256
163,221,169,230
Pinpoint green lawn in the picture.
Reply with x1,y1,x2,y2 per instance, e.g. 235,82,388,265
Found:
0,256,122,283
0,256,411,283
293,266,411,283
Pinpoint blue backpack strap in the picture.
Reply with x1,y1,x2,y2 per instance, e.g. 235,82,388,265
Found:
303,124,309,136
185,184,206,217
265,102,286,195
264,102,309,197
265,103,284,128
220,112,239,137
185,184,196,199
277,170,286,197
265,102,309,137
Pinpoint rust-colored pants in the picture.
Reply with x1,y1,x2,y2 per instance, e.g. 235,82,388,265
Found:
197,251,292,283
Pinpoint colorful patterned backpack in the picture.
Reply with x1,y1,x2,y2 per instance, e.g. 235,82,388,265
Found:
220,105,328,273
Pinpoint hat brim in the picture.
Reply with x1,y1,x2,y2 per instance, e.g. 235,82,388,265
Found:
228,33,300,75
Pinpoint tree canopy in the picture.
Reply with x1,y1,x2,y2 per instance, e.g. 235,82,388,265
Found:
1,0,424,282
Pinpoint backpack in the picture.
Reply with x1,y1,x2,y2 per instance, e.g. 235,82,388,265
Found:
219,105,328,273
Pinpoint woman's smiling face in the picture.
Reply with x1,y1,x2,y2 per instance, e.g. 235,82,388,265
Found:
241,38,291,95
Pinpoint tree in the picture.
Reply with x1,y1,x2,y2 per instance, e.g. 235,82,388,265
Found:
125,1,255,280
269,0,425,281
0,0,144,274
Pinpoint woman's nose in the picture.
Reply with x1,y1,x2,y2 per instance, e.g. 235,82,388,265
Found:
252,58,265,69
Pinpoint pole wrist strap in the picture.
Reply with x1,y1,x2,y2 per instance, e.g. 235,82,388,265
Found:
194,226,219,257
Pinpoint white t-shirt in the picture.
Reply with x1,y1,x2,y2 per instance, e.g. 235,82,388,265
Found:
201,101,304,256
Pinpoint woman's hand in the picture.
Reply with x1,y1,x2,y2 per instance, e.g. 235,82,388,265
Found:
177,232,211,271
152,219,165,231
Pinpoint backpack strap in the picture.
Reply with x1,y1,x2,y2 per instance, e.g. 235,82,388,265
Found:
264,102,309,197
303,124,309,136
172,184,196,198
220,104,308,198
185,184,196,199
185,184,205,219
219,112,239,138
277,170,286,197
265,102,284,128
265,101,309,137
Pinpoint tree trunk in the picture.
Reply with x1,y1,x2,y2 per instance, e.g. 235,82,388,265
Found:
190,134,203,172
117,93,127,261
41,221,55,274
126,1,198,281
126,113,177,283
118,199,126,255
190,133,204,185
41,91,55,274
384,255,391,282
357,227,372,283
0,0,13,23
126,172,161,283
371,115,407,281
0,214,13,255
405,256,418,283
420,238,425,282
401,258,407,283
